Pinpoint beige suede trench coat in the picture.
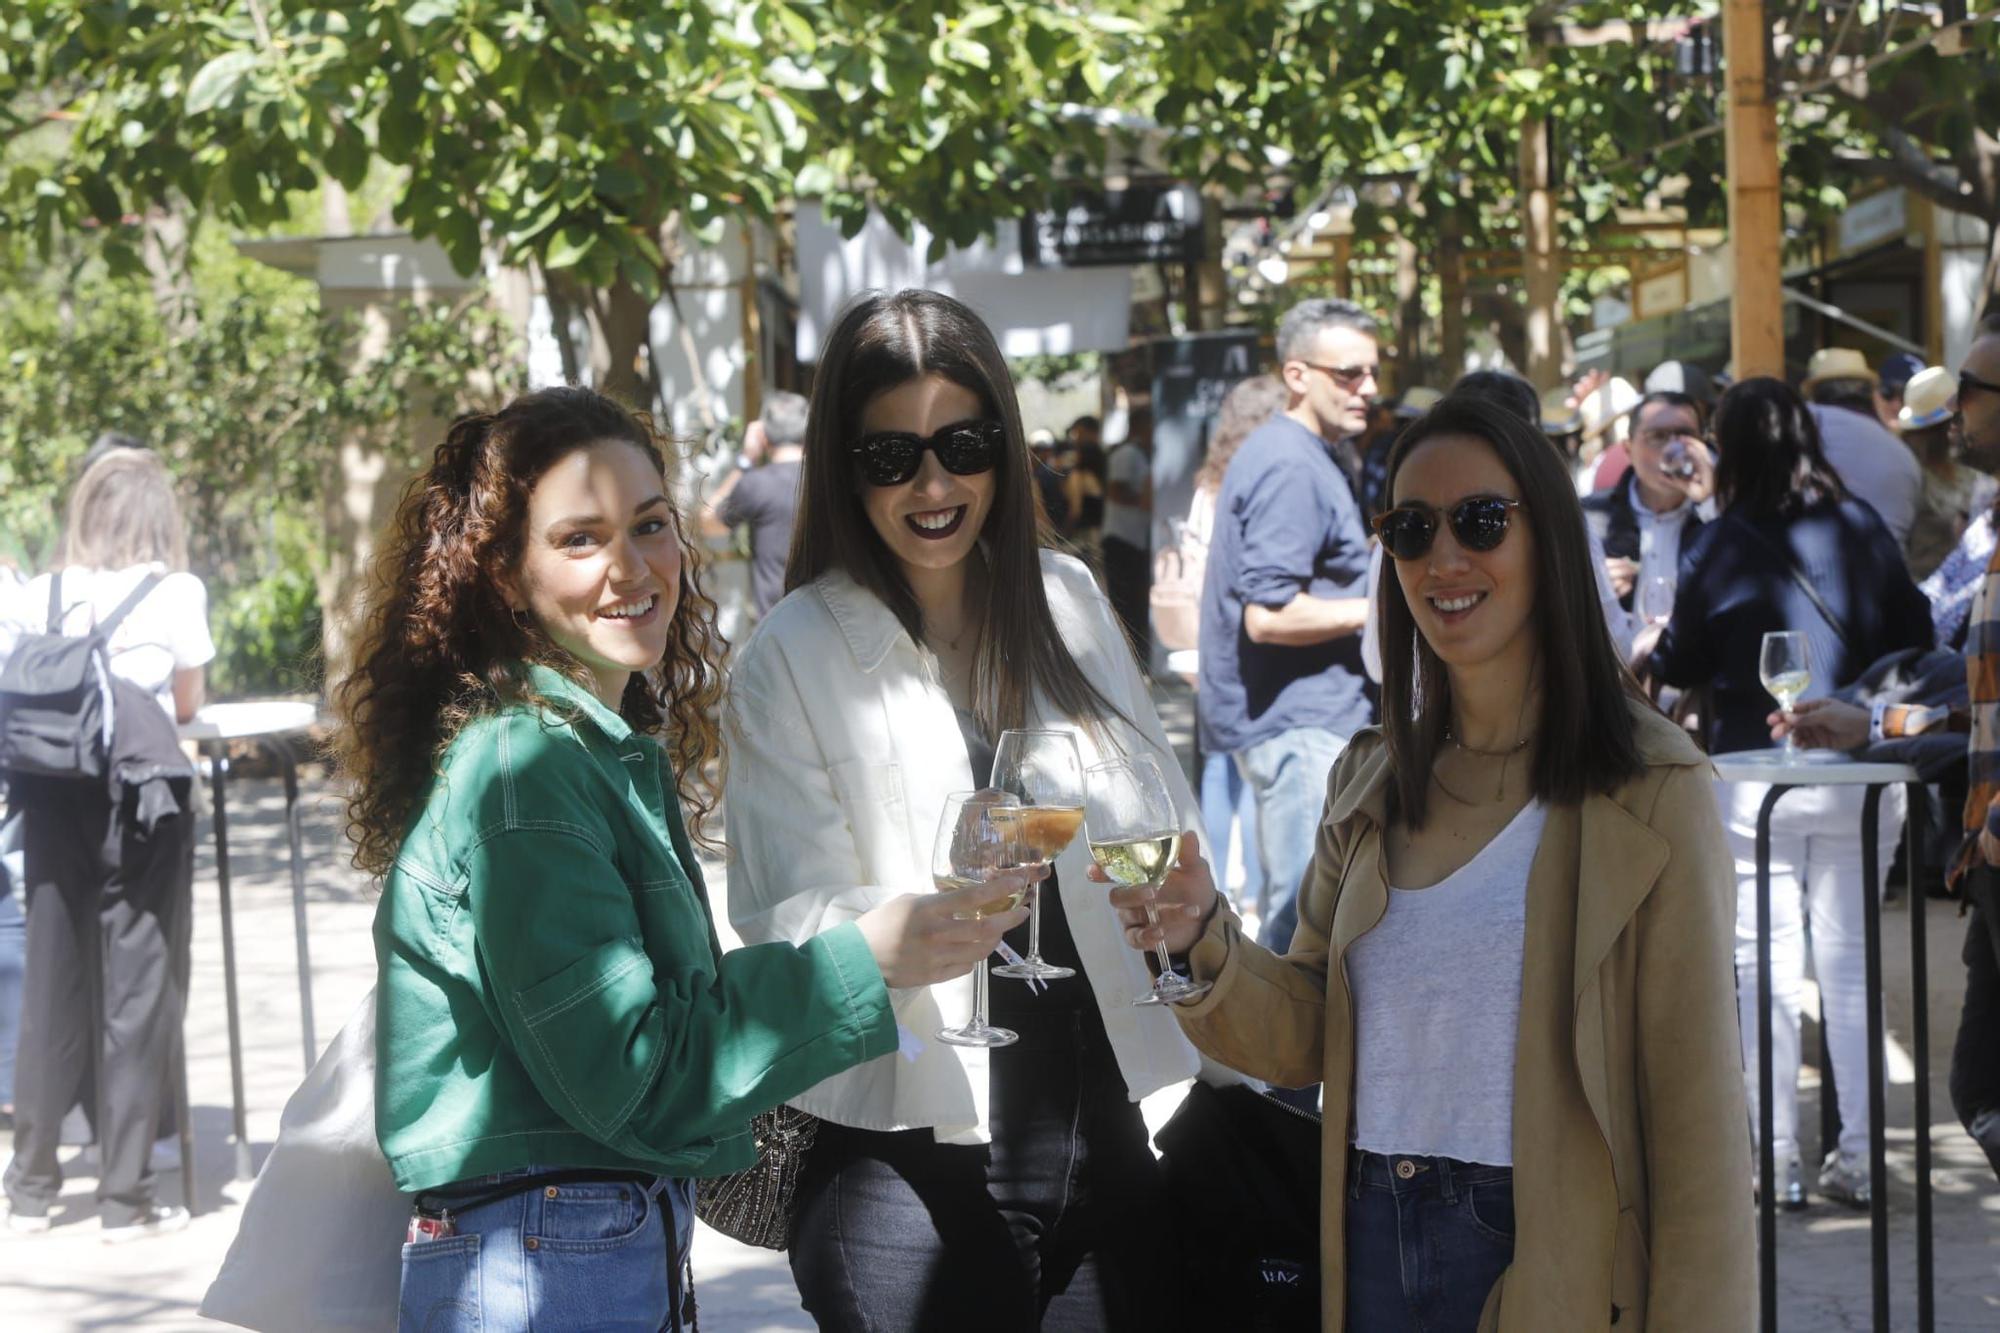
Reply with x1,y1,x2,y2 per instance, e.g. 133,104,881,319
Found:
1174,702,1755,1331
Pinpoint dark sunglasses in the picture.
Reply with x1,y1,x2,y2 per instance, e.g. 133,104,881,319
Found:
1961,370,2000,402
850,419,1005,487
1371,496,1523,561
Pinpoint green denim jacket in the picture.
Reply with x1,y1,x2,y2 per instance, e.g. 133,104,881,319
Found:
373,664,896,1192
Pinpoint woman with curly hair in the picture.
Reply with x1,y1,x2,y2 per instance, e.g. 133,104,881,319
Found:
335,386,1027,1332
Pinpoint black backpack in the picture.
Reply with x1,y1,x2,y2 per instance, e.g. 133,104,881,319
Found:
0,571,164,782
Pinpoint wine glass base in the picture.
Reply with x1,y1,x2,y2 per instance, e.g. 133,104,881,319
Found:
937,1022,1019,1048
992,959,1076,981
1133,976,1213,1007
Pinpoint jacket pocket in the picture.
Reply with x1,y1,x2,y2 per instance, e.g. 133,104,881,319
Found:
516,936,655,1030
828,758,911,880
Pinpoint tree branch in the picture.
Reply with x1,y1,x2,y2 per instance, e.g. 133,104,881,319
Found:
1832,124,1989,220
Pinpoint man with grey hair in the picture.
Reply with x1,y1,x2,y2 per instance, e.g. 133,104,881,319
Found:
702,389,809,618
1199,298,1379,986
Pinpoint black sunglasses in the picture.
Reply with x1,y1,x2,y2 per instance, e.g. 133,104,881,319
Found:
1371,496,1523,561
850,419,1005,487
1961,370,2000,402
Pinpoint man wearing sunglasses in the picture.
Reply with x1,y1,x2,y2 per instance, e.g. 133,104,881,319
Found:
1198,298,1379,978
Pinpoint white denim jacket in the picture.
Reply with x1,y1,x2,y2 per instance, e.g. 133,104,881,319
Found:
724,550,1213,1144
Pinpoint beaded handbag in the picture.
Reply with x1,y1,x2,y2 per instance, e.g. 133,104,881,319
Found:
693,1106,820,1249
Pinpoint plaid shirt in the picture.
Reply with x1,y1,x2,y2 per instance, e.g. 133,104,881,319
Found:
1951,539,2000,877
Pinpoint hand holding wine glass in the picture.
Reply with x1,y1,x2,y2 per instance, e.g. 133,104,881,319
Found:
988,729,1084,982
1087,830,1218,956
931,791,1034,1047
1083,756,1213,1006
1760,631,1812,756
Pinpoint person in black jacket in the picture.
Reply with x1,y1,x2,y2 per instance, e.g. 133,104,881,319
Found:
1646,376,1933,1212
1580,390,1713,612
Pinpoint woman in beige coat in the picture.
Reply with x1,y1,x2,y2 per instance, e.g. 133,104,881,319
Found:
1103,391,1754,1330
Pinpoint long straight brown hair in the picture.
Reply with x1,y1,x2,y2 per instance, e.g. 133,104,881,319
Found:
1377,391,1647,827
788,289,1123,736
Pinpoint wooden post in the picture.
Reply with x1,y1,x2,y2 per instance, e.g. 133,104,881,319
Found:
1396,232,1424,387
1723,0,1784,378
1519,118,1563,390
1441,209,1468,379
1333,232,1354,300
739,223,763,426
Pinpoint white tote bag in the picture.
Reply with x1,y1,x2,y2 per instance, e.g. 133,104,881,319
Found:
201,988,407,1331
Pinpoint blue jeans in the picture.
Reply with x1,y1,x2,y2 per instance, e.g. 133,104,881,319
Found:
397,1166,695,1332
1345,1151,1515,1332
1198,750,1260,909
1235,726,1348,954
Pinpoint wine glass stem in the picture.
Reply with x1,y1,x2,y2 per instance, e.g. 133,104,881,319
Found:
973,957,991,1030
1025,882,1044,963
1143,884,1176,980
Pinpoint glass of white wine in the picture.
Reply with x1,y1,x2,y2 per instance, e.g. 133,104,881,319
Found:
1640,574,1676,629
933,790,1030,1048
989,729,1084,982
1084,755,1212,1007
1760,630,1812,756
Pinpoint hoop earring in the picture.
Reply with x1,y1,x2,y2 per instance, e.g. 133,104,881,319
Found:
511,608,532,632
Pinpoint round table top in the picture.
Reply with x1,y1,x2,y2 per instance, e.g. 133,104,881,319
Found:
1710,748,1920,786
178,700,320,742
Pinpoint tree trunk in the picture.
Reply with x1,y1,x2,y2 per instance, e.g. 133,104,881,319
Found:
592,273,655,410
1440,210,1467,379
542,266,589,385
141,199,198,339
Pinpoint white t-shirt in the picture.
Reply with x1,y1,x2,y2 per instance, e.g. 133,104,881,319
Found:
0,564,215,720
1349,800,1548,1167
1102,444,1151,548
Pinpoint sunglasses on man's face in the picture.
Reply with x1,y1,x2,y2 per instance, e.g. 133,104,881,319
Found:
1961,370,2000,403
1370,495,1523,561
850,419,1005,487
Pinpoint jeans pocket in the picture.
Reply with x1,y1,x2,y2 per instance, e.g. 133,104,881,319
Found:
1463,1179,1516,1244
535,1180,649,1246
526,1190,672,1330
398,1233,482,1333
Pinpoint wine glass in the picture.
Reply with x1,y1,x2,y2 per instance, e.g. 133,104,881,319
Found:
933,790,1029,1048
1083,755,1211,1007
989,729,1083,982
1760,631,1812,756
1639,574,1676,629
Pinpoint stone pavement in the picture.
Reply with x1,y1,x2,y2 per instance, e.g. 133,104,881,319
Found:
2,692,1996,1329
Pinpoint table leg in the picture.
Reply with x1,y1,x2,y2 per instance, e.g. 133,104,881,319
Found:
208,750,254,1183
173,1021,196,1215
1906,782,1935,1333
1757,784,1786,1333
279,747,316,1071
1860,785,1890,1331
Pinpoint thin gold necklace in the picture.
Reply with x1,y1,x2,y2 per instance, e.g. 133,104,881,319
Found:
1444,729,1534,758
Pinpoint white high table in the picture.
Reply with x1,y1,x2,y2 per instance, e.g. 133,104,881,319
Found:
178,700,320,1201
1710,749,1934,1333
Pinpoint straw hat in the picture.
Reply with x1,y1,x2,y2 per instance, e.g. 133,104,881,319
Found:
1395,386,1445,419
1540,385,1581,436
1897,366,1955,432
1580,376,1641,442
1802,347,1877,392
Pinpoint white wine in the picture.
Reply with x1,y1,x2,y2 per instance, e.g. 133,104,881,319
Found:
1088,833,1178,887
1762,668,1811,708
937,874,1026,920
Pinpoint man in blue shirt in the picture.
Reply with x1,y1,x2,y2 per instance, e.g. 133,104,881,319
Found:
1199,298,1378,956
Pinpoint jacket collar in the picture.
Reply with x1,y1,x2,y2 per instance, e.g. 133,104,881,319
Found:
522,661,635,745
814,568,914,675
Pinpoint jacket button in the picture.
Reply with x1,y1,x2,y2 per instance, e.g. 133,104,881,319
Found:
526,1237,539,1251
545,1186,559,1199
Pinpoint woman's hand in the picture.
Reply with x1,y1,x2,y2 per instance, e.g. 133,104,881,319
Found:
1086,831,1218,956
853,871,1038,988
1769,697,1868,750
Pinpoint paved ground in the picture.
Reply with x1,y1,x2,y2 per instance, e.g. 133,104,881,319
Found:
3,688,1998,1329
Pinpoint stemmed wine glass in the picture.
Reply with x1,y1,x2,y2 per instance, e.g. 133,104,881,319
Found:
989,729,1084,982
933,791,1031,1048
1083,755,1211,1007
1760,631,1812,756
1639,574,1676,629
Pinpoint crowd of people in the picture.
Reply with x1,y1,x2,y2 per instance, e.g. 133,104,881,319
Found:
4,284,2000,1332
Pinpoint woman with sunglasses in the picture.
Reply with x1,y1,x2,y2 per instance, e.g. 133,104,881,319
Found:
724,289,1218,1330
1103,391,1754,1329
1645,377,1931,1212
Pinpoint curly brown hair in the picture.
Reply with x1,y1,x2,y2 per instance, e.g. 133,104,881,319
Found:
1194,373,1288,493
331,386,727,879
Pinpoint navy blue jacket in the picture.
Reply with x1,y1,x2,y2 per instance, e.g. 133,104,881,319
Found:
1651,496,1933,755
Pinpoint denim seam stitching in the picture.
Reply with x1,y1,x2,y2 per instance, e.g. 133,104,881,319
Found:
521,939,650,1026
524,1015,609,1136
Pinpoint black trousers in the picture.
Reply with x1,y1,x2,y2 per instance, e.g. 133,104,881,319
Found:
1100,536,1152,667
789,1008,1169,1331
1949,868,2000,1179
2,779,192,1225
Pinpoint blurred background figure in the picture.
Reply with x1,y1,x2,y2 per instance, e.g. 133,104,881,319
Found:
700,389,810,620
1101,405,1155,660
1061,414,1107,567
2,446,213,1240
1643,377,1932,1211
1803,346,1923,553
1578,373,1642,495
1876,351,1928,432
1900,365,1996,582
1028,428,1074,536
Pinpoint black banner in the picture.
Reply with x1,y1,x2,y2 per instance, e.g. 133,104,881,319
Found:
1023,184,1207,268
